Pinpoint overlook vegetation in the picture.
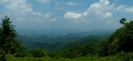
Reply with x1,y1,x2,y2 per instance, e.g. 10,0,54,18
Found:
1,16,133,61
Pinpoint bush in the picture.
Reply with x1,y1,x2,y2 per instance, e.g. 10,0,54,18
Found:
0,49,6,61
116,51,130,61
30,49,48,58
13,50,32,57
48,52,60,59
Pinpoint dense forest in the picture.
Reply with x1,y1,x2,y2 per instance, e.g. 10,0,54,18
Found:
1,16,133,61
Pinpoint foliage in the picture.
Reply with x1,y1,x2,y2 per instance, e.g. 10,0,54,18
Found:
65,42,97,58
120,18,126,24
98,40,108,56
98,18,133,56
0,49,6,61
65,45,83,58
48,52,61,59
29,49,48,58
0,16,16,53
5,54,133,61
82,43,97,56
13,49,31,57
0,16,28,61
116,51,130,61
0,16,25,55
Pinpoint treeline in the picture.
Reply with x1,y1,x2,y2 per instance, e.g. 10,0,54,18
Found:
1,16,133,61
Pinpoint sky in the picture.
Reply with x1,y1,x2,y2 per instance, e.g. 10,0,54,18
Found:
0,0,133,33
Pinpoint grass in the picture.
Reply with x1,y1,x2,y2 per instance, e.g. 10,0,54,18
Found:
5,54,133,61
4,51,124,61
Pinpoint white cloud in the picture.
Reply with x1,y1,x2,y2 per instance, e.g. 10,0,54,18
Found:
114,5,133,14
100,0,109,5
0,0,9,4
33,12,42,16
124,7,133,13
50,18,57,22
36,0,50,4
64,11,81,19
0,0,53,22
84,0,113,18
66,2,81,6
2,0,32,16
115,5,125,11
104,12,112,18
106,20,112,24
17,17,25,21
64,0,113,23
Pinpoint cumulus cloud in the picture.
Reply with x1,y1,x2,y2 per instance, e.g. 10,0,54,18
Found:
33,12,42,16
100,0,109,5
36,0,50,4
50,18,57,22
1,0,32,16
64,0,113,22
103,12,112,18
115,5,133,13
66,2,81,6
0,0,56,22
84,0,113,18
17,17,25,21
0,0,10,4
64,11,81,19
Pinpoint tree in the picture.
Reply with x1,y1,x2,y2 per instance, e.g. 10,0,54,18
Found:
82,43,97,56
0,16,17,54
0,48,5,61
97,18,133,57
98,40,109,56
66,45,83,58
120,18,126,24
100,18,133,56
30,49,48,58
0,16,25,56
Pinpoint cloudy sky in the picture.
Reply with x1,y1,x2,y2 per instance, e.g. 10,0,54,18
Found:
0,0,133,32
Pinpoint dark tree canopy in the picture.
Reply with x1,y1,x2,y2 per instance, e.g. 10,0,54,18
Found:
99,18,133,56
0,16,17,54
0,16,26,59
120,18,126,24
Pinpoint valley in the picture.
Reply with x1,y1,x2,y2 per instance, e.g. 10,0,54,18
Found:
16,29,113,51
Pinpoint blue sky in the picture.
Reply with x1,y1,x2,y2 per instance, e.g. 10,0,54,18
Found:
0,0,133,33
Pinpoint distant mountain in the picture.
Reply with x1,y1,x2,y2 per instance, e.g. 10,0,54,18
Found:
34,35,50,42
16,34,33,42
57,33,78,38
20,35,105,51
77,35,105,44
16,29,114,51
76,29,114,37
25,42,52,51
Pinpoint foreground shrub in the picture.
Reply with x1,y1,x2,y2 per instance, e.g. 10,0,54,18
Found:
30,49,48,58
116,51,130,61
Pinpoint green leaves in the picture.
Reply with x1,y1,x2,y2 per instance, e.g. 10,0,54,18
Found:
0,48,6,61
65,42,97,58
0,16,27,59
120,18,126,24
30,49,48,58
0,16,17,53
